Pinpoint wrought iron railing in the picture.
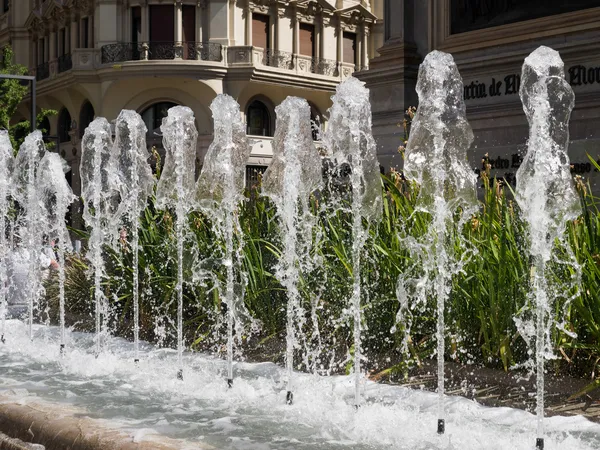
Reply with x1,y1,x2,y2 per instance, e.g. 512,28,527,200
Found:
57,53,73,73
183,41,223,62
262,49,293,70
311,57,337,76
148,41,176,60
36,62,49,81
101,42,144,64
101,42,223,63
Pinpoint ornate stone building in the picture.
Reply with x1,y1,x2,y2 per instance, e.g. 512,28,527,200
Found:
0,0,379,196
361,0,600,189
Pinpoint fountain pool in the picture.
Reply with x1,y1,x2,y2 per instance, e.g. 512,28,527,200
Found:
1,320,599,450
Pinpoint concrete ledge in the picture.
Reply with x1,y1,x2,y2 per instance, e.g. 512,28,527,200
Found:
0,431,44,450
0,396,213,450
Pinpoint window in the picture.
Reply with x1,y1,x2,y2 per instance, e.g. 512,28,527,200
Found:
60,28,67,56
246,165,268,192
131,6,142,44
182,5,196,59
141,102,178,135
299,23,315,57
309,103,322,141
246,100,271,137
82,17,90,48
58,108,72,143
79,101,95,138
39,116,50,137
343,32,357,65
150,5,174,43
252,13,270,49
450,0,600,35
3,0,8,13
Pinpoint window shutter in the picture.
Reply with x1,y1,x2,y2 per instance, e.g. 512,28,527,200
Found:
299,23,315,57
343,31,356,65
252,14,270,49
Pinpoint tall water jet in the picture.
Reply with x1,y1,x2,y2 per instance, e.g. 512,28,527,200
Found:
195,95,251,388
38,153,75,352
0,131,13,343
514,46,580,450
322,77,382,406
112,110,155,363
402,50,478,434
157,106,197,379
13,131,47,341
262,97,322,404
81,118,119,355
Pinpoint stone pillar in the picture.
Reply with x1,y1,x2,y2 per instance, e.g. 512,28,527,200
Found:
355,0,423,171
336,20,342,66
70,18,78,50
362,24,369,70
174,1,183,59
50,29,57,60
244,4,251,45
315,18,321,60
141,4,149,42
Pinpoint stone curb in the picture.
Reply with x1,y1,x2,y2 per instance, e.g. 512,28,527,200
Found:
0,431,44,450
0,397,214,450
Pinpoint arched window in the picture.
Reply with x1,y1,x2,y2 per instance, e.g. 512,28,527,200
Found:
39,116,50,137
79,101,95,138
58,108,72,143
309,103,323,141
141,101,178,135
246,100,272,137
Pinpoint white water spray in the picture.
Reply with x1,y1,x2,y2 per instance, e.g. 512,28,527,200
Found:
262,97,322,403
323,77,382,406
195,95,252,387
402,50,478,433
515,46,580,450
112,110,155,363
157,106,197,379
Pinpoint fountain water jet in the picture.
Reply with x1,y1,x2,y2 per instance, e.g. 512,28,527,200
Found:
112,110,155,363
81,119,120,355
156,106,197,379
402,50,478,434
0,130,13,344
37,152,75,352
262,97,322,404
195,95,251,388
13,131,47,341
322,77,382,406
515,46,580,450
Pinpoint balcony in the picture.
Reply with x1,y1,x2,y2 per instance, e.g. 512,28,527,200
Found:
227,46,348,80
101,41,223,64
36,62,49,81
57,54,73,73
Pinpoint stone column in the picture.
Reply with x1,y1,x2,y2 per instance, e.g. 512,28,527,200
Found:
355,0,423,171
362,24,369,70
70,17,78,50
244,3,251,46
50,29,57,60
336,20,342,73
141,3,149,42
174,1,183,59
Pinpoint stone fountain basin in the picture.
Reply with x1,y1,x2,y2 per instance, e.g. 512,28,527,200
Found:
1,320,599,450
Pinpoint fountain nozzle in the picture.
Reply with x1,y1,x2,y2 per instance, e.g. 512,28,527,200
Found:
0,334,5,344
437,419,445,434
59,343,65,355
536,438,544,449
134,358,139,365
286,391,293,405
227,378,233,388
177,369,183,380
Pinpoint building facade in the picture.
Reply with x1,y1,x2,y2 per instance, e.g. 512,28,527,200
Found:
0,0,380,197
361,0,600,190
